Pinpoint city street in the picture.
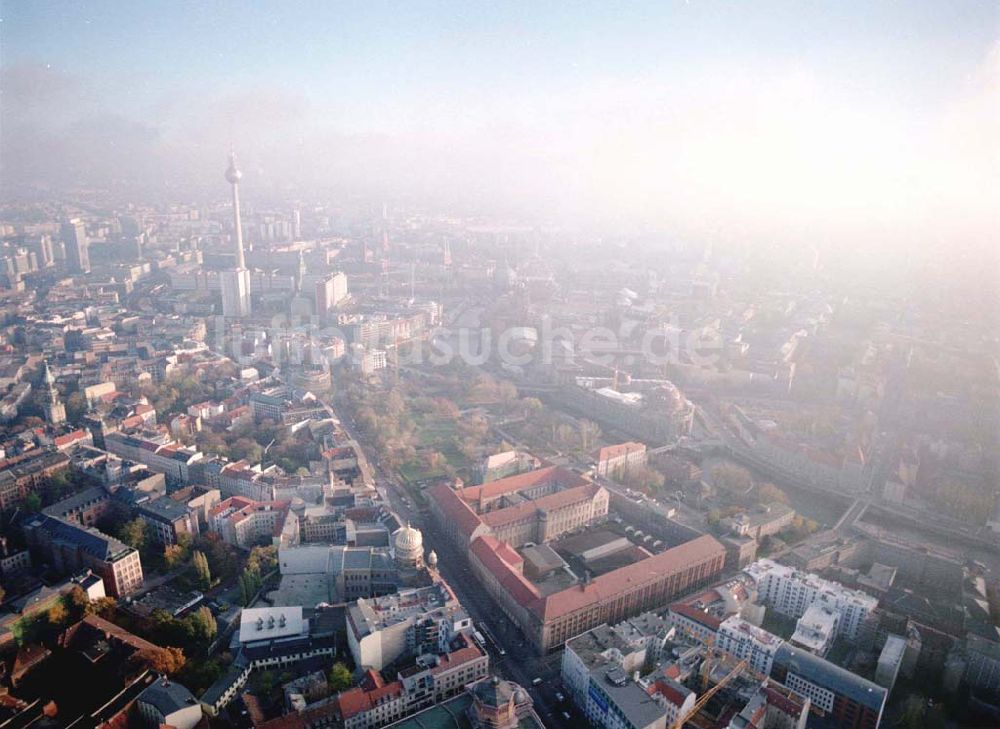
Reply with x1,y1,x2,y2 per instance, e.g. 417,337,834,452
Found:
334,402,571,727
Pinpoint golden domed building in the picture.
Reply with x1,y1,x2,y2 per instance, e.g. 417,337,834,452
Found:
393,523,424,569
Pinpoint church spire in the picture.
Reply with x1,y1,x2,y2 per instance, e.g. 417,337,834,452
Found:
41,359,66,424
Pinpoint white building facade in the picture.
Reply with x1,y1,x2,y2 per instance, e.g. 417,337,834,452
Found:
744,559,877,640
717,616,784,675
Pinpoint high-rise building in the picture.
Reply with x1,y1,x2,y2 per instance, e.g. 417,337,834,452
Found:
221,151,252,318
29,235,54,268
61,219,90,273
314,271,348,317
221,269,251,318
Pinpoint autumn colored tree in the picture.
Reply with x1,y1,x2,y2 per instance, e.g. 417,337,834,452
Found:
520,397,543,419
188,606,217,644
626,465,666,492
247,545,277,575
434,398,460,419
577,419,601,451
756,483,789,505
192,550,212,589
497,381,519,411
135,646,187,676
65,585,91,618
164,544,185,570
710,463,753,494
46,602,69,628
91,597,118,620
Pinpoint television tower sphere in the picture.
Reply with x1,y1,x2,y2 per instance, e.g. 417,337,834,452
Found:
225,153,243,184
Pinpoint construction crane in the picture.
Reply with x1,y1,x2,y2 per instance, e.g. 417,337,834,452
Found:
388,330,426,385
671,658,748,729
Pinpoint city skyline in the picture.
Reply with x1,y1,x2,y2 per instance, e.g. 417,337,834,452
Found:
0,5,998,728
1,2,996,261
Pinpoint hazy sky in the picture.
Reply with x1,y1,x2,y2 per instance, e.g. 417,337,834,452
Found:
2,1,996,251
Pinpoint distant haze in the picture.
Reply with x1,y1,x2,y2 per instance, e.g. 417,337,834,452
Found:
1,2,996,257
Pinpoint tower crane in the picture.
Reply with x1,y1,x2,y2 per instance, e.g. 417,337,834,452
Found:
671,658,748,729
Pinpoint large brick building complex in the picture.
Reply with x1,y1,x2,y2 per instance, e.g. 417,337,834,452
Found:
428,467,726,653
429,466,608,549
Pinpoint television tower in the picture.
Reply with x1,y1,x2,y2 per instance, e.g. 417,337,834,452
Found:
221,150,252,317
226,150,247,270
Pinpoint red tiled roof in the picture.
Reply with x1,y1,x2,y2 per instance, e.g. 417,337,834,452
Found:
54,430,88,447
219,406,249,424
361,668,385,690
210,496,290,534
669,602,722,630
494,540,523,567
428,483,485,540
120,414,146,429
470,536,541,609
258,679,405,729
336,681,404,719
220,460,256,480
242,692,267,726
480,503,536,528
323,446,355,459
679,587,720,606
74,614,158,653
481,483,602,527
597,442,646,463
333,690,367,720
534,535,725,621
429,645,484,675
650,679,689,707
209,495,255,517
458,466,587,504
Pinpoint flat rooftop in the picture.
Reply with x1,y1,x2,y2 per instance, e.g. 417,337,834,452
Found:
579,546,648,577
239,606,304,643
272,573,333,608
552,528,627,556
550,523,649,578
520,543,565,574
529,567,580,597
